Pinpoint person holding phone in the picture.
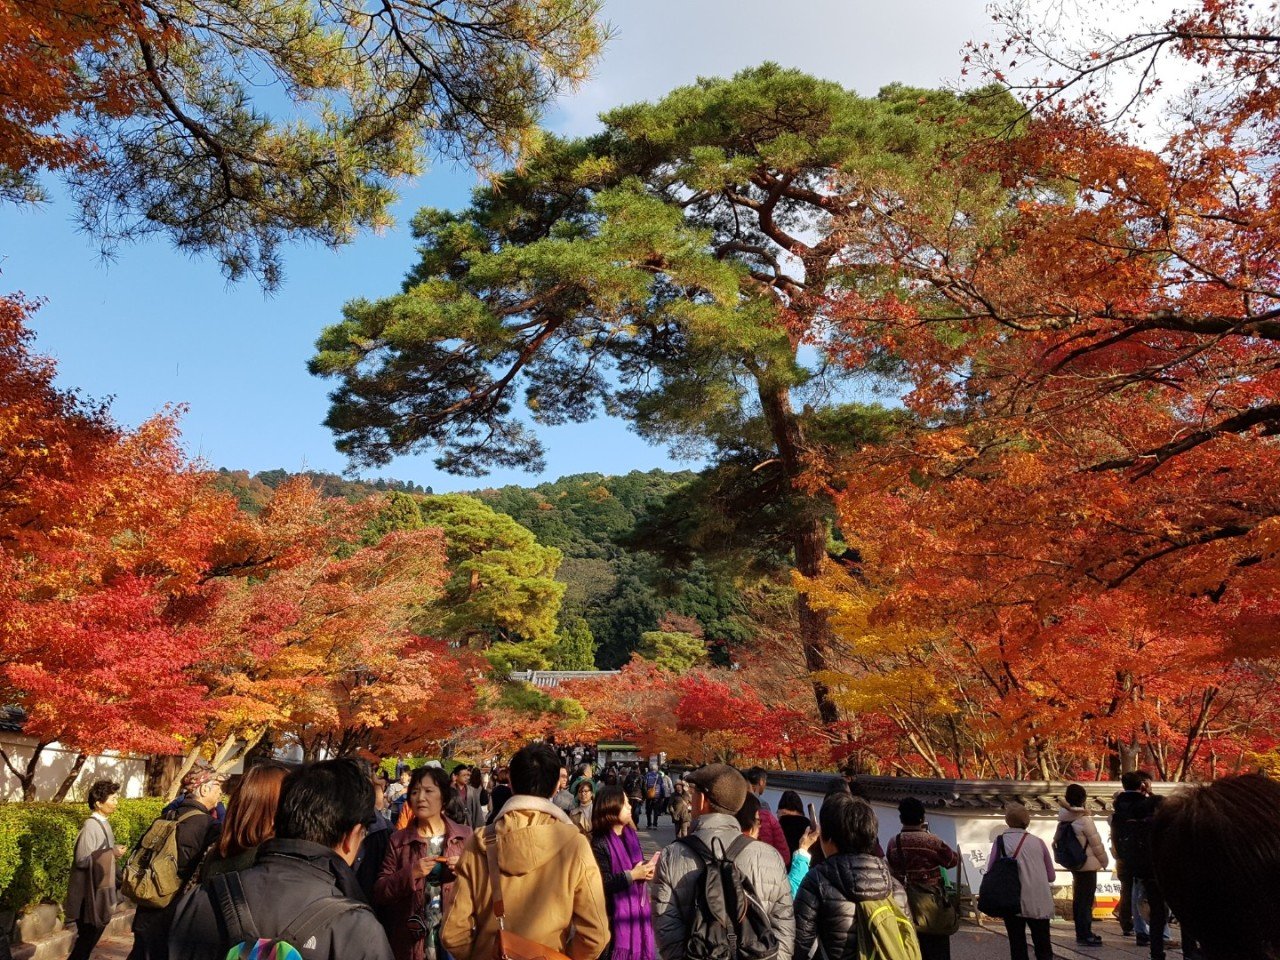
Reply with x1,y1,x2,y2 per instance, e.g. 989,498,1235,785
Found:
374,765,472,960
589,785,658,960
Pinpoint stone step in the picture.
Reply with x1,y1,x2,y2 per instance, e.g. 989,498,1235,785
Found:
11,907,134,960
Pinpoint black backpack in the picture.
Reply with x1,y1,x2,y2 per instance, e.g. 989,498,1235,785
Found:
678,835,779,960
1112,804,1154,877
977,833,1026,919
1052,821,1088,871
211,872,368,959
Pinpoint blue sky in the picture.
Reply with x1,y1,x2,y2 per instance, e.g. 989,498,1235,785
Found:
0,0,996,492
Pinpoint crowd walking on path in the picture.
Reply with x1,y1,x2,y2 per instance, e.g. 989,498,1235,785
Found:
59,744,1280,960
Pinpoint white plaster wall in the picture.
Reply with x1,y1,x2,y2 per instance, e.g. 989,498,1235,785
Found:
0,733,147,801
761,785,1120,902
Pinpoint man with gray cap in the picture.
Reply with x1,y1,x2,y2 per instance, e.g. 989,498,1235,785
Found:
651,764,794,960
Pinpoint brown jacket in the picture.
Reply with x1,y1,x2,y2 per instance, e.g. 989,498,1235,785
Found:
441,797,609,960
65,814,117,927
374,818,473,960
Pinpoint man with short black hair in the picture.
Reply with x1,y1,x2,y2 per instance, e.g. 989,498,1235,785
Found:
169,759,393,960
442,742,608,960
652,763,794,960
452,766,484,828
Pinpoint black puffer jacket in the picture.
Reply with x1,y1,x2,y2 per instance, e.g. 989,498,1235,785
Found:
793,853,908,960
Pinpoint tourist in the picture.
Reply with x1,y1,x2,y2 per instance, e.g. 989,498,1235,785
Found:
387,770,411,823
989,803,1056,960
1112,774,1173,959
357,766,395,902
623,765,644,814
651,763,794,960
66,779,127,960
794,793,914,960
668,781,692,839
129,762,225,960
887,797,960,960
744,767,791,867
1111,770,1171,949
589,786,657,960
776,790,811,856
441,742,608,960
169,758,391,960
552,765,575,814
734,791,762,838
642,762,668,830
374,765,473,960
1153,773,1276,960
486,765,513,824
451,767,483,829
571,778,595,834
200,762,289,881
1058,782,1109,946
786,820,820,898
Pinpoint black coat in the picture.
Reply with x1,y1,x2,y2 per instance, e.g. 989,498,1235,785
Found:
1111,791,1161,879
793,853,907,960
169,838,393,960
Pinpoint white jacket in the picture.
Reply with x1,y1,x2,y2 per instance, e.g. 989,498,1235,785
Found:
1057,805,1110,872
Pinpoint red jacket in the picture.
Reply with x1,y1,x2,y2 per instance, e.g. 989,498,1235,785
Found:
373,819,473,960
758,807,791,869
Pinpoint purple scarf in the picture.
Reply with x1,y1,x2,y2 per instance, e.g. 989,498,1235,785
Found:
605,827,655,960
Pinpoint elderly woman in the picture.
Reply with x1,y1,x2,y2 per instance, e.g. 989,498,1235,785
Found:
375,765,473,960
990,803,1056,960
570,778,595,834
66,779,127,960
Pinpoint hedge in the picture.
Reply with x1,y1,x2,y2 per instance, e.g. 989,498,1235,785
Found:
376,757,466,779
0,798,166,915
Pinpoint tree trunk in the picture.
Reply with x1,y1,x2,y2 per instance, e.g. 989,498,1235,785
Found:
52,752,89,802
0,741,50,801
756,378,841,728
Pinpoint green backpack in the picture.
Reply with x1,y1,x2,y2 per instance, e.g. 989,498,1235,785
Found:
120,809,206,909
855,897,923,960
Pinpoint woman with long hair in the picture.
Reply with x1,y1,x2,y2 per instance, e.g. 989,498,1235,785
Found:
374,765,472,960
589,785,657,960
201,763,290,880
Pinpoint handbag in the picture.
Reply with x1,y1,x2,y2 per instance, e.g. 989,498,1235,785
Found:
485,826,574,960
889,836,961,937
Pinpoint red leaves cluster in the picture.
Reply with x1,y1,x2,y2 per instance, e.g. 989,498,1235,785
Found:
807,0,1280,779
0,297,467,768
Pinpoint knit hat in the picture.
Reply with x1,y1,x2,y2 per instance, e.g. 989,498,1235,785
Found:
1004,802,1031,829
685,763,749,814
181,760,227,794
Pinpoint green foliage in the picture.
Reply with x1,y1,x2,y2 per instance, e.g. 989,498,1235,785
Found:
638,631,706,672
0,798,166,914
376,757,465,778
368,492,564,668
548,616,597,671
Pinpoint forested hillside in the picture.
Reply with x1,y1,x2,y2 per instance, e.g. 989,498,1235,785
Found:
212,467,754,668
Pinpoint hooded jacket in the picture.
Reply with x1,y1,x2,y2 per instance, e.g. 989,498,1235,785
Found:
793,853,909,960
440,796,609,960
651,812,794,960
1057,804,1109,873
168,838,393,960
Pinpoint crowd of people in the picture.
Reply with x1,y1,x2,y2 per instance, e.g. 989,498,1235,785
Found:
56,746,1280,960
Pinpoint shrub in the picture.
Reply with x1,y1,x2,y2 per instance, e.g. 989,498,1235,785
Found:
0,798,167,914
376,756,467,778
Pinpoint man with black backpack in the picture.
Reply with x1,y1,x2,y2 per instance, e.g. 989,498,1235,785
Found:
1111,773,1173,960
651,763,794,960
168,758,393,960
